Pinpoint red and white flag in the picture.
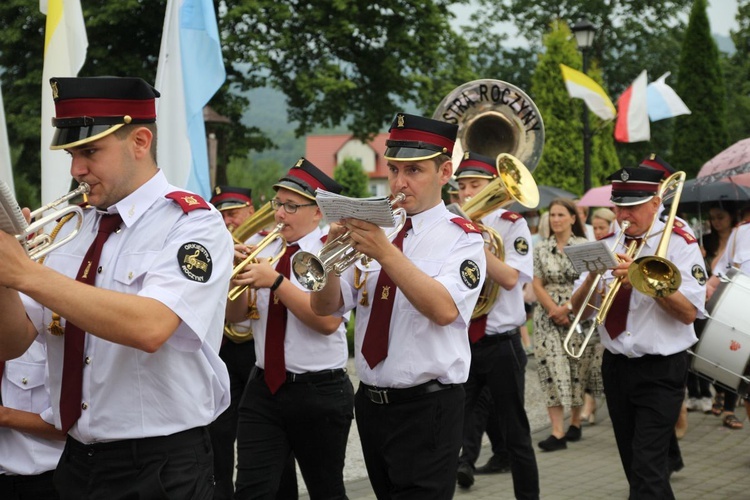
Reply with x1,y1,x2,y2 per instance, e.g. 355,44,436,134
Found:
614,70,650,143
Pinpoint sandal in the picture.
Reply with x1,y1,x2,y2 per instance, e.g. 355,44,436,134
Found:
712,393,725,416
723,413,744,430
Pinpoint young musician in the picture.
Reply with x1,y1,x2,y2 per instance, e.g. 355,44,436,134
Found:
310,113,486,499
228,158,353,500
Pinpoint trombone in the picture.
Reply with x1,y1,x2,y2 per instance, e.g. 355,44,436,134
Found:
563,222,637,359
563,170,687,358
292,193,407,292
227,223,286,301
13,182,91,261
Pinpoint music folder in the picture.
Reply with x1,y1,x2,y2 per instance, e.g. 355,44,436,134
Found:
563,240,618,275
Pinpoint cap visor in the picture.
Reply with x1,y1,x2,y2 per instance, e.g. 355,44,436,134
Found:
273,180,316,200
50,124,122,150
610,195,654,207
216,201,250,212
384,146,443,161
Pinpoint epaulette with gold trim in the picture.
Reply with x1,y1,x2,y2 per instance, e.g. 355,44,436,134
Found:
673,226,697,244
450,217,482,234
500,211,522,223
165,191,210,213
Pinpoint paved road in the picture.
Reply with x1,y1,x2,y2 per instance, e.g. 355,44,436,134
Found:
299,355,750,499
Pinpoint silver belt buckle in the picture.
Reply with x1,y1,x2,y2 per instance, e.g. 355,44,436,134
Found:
368,388,389,404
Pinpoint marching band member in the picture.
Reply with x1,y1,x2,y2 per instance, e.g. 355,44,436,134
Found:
1,344,65,499
310,113,486,499
228,158,353,500
208,186,298,500
0,76,233,499
453,152,539,499
570,166,706,500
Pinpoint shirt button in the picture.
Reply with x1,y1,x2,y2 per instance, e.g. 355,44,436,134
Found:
81,402,89,410
97,266,103,273
22,377,28,385
85,357,92,365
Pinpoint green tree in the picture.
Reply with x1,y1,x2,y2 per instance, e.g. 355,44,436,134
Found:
672,0,728,177
226,157,285,209
530,21,585,195
334,158,371,199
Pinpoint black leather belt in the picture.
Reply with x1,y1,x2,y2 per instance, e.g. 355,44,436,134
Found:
255,367,347,384
360,380,456,405
478,328,519,344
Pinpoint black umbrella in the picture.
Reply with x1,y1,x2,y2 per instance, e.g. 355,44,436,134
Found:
667,178,750,212
508,185,576,212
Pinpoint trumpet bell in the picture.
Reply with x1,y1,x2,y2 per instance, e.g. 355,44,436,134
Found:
292,251,328,292
628,256,682,298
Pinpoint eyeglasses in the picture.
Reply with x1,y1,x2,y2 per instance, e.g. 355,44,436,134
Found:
271,198,317,214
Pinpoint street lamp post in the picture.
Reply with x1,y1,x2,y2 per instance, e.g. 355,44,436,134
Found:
572,19,597,194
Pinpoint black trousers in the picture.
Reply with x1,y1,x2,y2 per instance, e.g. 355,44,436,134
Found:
234,368,353,500
209,340,299,500
459,333,540,500
468,386,505,459
54,427,214,500
355,382,464,500
0,470,59,500
602,350,688,500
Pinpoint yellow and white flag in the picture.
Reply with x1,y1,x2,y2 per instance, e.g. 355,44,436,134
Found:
559,64,616,121
40,0,87,205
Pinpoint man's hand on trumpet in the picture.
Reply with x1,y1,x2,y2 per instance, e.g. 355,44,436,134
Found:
340,217,399,263
231,254,277,290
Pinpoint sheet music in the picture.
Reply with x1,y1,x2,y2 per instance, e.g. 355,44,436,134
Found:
315,189,400,227
563,240,618,275
0,179,28,236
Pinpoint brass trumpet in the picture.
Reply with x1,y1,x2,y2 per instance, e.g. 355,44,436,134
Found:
13,182,90,261
292,193,407,292
227,223,286,301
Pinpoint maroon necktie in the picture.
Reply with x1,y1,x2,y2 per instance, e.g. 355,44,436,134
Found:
60,213,122,433
264,243,300,394
468,315,488,343
361,218,412,369
604,237,641,340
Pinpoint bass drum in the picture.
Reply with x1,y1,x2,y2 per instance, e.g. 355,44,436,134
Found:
691,267,750,397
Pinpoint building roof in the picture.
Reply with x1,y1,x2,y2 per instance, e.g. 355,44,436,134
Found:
305,132,391,179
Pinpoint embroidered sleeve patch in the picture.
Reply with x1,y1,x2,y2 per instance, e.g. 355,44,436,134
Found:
460,260,481,289
691,264,706,286
178,242,213,282
514,237,529,255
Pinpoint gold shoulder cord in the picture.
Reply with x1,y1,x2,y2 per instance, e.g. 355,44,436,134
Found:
354,267,369,306
43,213,76,336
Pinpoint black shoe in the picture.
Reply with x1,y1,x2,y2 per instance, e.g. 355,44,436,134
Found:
475,455,511,474
565,425,582,442
456,462,475,488
538,434,567,452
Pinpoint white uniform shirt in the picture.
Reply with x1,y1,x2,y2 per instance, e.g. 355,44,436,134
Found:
573,217,706,357
338,202,486,388
237,226,349,373
22,171,233,443
0,343,64,475
482,209,533,334
715,222,750,276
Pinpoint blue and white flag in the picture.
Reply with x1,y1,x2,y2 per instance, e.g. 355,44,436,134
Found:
646,72,691,122
155,0,225,199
